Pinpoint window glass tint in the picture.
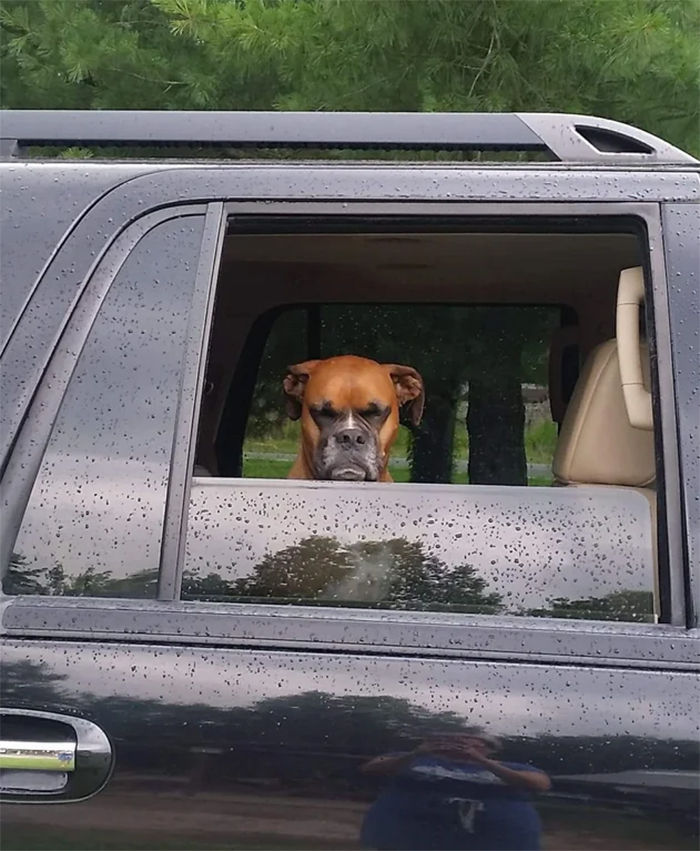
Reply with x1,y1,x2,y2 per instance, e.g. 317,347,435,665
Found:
8,216,205,599
187,304,656,623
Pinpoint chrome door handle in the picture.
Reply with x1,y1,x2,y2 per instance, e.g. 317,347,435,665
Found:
0,708,113,803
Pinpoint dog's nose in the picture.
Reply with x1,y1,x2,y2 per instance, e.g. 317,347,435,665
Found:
336,427,366,448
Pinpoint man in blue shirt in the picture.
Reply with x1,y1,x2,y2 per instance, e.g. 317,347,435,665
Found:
360,732,550,851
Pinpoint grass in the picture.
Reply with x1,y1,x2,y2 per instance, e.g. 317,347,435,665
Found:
243,414,558,473
524,418,559,465
241,413,557,484
242,457,553,486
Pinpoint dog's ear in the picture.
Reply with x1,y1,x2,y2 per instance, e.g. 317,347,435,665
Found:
385,364,425,426
283,360,321,420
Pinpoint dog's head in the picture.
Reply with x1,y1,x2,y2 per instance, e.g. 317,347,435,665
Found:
284,355,424,481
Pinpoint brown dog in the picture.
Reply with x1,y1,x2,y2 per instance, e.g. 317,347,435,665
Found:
283,355,424,482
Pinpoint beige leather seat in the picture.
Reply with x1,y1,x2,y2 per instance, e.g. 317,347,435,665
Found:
553,339,654,488
552,338,658,616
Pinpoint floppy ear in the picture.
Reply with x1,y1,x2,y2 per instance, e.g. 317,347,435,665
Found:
385,364,425,426
283,360,321,420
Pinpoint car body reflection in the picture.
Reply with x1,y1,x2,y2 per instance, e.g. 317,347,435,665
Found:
1,643,698,850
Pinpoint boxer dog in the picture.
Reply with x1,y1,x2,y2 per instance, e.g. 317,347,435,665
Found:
283,355,424,482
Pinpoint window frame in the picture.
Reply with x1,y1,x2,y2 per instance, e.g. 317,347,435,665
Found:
1,198,694,665
661,203,700,628
164,200,685,626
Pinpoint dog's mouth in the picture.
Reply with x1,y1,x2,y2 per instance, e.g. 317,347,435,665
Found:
329,466,372,482
316,432,381,482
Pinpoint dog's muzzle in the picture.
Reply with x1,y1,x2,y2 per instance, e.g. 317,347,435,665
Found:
314,416,382,482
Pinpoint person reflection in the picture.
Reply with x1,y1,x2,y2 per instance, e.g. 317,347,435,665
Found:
360,732,550,851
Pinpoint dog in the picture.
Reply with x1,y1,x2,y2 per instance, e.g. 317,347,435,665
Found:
283,355,424,482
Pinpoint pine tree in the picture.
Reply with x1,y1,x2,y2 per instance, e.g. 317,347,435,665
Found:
2,0,697,154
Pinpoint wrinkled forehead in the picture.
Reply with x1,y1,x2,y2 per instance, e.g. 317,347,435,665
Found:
305,363,396,409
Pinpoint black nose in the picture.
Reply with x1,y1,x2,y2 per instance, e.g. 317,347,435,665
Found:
336,427,366,448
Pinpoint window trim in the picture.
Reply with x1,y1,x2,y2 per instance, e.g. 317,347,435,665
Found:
1,596,698,671
170,201,686,629
645,207,685,625
158,203,227,600
661,203,700,629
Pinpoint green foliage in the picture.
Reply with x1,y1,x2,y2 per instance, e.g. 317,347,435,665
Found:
4,552,46,595
241,456,552,485
182,534,503,611
1,0,698,155
242,414,559,468
528,590,655,622
4,553,158,598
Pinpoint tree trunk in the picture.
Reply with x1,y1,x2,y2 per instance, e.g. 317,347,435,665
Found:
409,390,458,484
467,372,527,486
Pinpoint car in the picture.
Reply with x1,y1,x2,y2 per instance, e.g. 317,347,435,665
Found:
0,110,698,851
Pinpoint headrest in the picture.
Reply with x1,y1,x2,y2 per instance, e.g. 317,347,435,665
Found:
553,339,655,488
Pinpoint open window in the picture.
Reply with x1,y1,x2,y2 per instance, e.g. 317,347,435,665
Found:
183,217,660,624
214,302,561,486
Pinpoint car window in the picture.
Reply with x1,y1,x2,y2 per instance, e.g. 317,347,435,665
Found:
185,223,658,623
7,216,206,599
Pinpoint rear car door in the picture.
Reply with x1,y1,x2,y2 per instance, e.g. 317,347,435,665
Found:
2,162,699,851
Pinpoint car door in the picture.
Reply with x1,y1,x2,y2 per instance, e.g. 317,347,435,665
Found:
2,166,699,851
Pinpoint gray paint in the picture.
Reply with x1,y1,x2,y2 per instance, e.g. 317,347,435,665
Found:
0,163,157,352
662,204,700,626
9,217,206,596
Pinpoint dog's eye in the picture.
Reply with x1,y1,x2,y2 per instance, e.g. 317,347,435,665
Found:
312,403,337,420
360,404,387,421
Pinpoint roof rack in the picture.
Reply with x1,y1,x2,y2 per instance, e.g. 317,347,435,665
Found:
0,110,696,164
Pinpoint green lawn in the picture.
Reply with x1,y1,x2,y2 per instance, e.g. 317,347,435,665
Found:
241,412,557,484
243,417,558,467
242,457,552,486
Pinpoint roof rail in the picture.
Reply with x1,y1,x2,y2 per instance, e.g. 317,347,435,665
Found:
0,110,696,164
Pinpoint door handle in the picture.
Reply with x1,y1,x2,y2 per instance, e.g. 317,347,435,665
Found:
0,708,113,803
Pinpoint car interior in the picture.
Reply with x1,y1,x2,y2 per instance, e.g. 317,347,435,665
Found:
195,226,648,475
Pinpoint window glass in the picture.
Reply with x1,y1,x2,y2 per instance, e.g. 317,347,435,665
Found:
186,302,656,623
7,216,205,599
